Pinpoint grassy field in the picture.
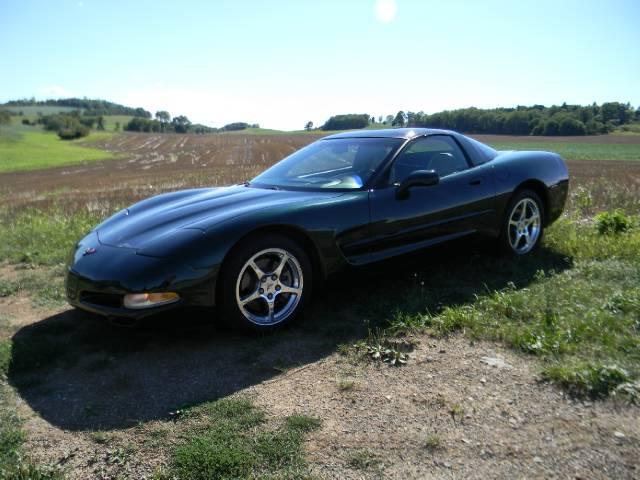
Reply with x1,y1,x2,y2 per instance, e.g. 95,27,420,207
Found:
101,115,132,131
0,127,114,173
2,126,640,177
3,105,76,116
0,132,639,477
0,178,638,477
485,140,640,161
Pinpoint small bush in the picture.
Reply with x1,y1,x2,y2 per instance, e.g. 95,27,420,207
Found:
424,434,441,450
595,210,634,235
57,124,89,140
347,449,380,470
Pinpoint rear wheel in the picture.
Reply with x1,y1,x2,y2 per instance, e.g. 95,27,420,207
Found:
500,189,544,255
219,234,312,331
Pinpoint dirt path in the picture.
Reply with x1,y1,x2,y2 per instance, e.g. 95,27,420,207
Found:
251,337,639,479
2,290,637,479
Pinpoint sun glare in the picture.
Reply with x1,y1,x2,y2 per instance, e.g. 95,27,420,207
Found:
374,0,398,23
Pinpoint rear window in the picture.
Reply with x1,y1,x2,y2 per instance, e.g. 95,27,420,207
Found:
460,136,498,165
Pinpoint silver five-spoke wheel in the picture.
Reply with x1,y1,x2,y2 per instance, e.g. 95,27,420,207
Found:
507,198,541,254
235,248,303,326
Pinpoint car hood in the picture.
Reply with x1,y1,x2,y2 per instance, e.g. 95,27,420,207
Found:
96,185,341,249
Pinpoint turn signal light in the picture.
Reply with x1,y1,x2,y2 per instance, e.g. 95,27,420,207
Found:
123,292,180,309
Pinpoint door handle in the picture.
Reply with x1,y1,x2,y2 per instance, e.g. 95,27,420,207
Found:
469,178,482,186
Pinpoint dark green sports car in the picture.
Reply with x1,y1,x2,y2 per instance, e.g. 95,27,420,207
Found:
66,128,569,330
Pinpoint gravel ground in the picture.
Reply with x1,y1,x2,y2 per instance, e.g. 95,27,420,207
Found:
1,262,638,479
249,336,639,479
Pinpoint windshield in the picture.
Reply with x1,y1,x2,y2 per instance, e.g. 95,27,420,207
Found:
250,137,404,190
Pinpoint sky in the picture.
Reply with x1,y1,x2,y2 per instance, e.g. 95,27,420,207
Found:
1,0,639,130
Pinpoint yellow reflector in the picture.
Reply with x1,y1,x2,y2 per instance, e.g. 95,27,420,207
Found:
124,292,180,309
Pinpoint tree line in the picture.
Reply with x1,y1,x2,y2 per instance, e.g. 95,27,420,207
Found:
322,114,371,130
368,102,638,136
124,115,259,134
4,98,151,118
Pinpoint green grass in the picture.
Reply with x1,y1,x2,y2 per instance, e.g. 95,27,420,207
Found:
3,106,76,116
0,207,104,265
424,434,441,450
0,268,66,309
1,338,63,479
615,122,640,135
374,217,640,399
347,449,381,470
101,115,132,131
487,141,640,161
0,127,114,173
170,398,321,480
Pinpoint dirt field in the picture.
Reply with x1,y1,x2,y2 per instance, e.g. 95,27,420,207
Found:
1,132,639,479
2,251,639,479
1,132,640,212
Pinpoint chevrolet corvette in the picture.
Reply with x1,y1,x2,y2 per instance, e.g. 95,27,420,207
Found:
66,128,569,330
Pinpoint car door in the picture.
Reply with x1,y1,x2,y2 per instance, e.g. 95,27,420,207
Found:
364,135,496,258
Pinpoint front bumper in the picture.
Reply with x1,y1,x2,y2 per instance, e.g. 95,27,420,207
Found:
66,271,185,319
66,232,217,319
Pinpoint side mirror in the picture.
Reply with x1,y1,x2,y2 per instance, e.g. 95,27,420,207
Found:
395,170,439,198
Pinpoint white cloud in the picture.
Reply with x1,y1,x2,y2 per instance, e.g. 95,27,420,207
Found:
374,0,397,23
38,85,73,98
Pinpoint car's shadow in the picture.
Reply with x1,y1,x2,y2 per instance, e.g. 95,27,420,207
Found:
9,237,571,431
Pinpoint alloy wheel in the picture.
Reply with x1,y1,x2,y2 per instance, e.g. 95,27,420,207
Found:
235,248,304,325
507,198,541,254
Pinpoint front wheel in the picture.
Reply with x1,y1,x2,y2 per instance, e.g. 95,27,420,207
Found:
219,234,312,332
499,190,544,255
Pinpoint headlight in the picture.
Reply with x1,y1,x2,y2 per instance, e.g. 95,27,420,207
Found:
123,292,180,309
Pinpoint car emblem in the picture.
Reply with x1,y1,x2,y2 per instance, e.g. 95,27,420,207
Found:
83,247,97,256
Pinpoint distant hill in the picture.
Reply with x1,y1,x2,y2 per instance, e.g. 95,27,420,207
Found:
2,98,151,118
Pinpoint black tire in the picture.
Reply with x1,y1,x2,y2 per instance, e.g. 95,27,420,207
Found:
499,189,545,255
218,234,313,332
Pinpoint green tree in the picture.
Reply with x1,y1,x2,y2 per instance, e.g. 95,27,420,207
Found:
392,111,406,127
543,118,560,136
96,116,105,130
305,121,313,131
558,117,586,135
0,109,10,125
172,115,191,133
155,110,171,123
155,111,171,132
322,114,370,130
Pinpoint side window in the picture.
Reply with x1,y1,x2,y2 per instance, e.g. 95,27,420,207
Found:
390,135,469,184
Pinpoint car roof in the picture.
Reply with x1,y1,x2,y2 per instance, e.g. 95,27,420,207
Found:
322,128,457,140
